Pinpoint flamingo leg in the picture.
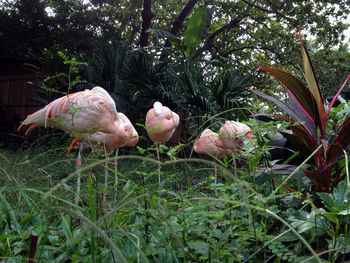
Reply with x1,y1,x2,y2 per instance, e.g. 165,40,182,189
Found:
214,165,218,196
103,141,108,204
103,161,109,204
75,143,83,205
114,148,119,185
156,143,161,184
113,148,119,204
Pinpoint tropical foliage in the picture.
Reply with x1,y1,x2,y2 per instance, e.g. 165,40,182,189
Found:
1,0,350,262
252,31,350,194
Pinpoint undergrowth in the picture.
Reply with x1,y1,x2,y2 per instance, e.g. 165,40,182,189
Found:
0,130,349,262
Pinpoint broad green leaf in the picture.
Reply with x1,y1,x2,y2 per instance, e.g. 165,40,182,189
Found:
260,67,321,129
320,212,339,224
299,31,325,126
188,240,207,250
61,216,73,240
318,193,336,211
184,8,211,58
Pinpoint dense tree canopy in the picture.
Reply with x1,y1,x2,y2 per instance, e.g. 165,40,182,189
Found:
1,0,350,127
1,0,349,69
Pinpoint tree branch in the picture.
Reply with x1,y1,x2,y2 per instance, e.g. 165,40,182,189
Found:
241,0,290,21
192,15,248,59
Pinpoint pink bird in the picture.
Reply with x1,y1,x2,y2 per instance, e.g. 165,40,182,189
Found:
193,129,230,158
18,86,118,135
193,128,230,195
145,101,180,183
145,101,180,144
68,112,138,153
193,122,253,194
18,86,123,204
68,112,138,203
219,120,254,153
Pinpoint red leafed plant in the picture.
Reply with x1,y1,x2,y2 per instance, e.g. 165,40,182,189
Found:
252,30,350,193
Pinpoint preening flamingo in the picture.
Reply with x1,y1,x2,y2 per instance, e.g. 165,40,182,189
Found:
145,101,180,183
193,129,230,158
193,129,230,192
219,120,253,153
18,86,118,135
193,121,253,193
18,86,124,204
68,112,138,203
219,120,253,175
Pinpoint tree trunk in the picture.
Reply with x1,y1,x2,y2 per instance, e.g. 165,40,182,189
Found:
140,0,153,47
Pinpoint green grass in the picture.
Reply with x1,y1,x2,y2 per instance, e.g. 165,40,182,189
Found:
0,137,349,262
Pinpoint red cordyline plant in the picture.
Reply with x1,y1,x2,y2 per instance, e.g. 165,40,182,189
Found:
252,30,350,193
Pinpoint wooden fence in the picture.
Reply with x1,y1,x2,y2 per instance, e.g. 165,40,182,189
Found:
0,73,47,135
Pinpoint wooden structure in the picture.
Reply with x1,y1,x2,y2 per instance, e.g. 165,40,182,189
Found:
0,58,47,139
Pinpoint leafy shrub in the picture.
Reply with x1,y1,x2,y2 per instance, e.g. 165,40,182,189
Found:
252,31,350,194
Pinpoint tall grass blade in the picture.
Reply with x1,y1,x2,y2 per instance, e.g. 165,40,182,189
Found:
88,175,97,263
267,145,322,200
62,208,128,263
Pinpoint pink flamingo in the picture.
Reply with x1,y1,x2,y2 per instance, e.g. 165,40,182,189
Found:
219,120,254,153
193,122,253,193
18,86,125,204
219,120,254,176
193,129,231,191
18,86,118,135
145,101,180,183
68,112,138,203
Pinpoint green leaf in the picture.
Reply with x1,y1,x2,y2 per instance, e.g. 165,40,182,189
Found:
136,146,146,155
61,215,72,240
318,193,336,211
150,29,183,51
184,8,211,58
188,240,207,250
